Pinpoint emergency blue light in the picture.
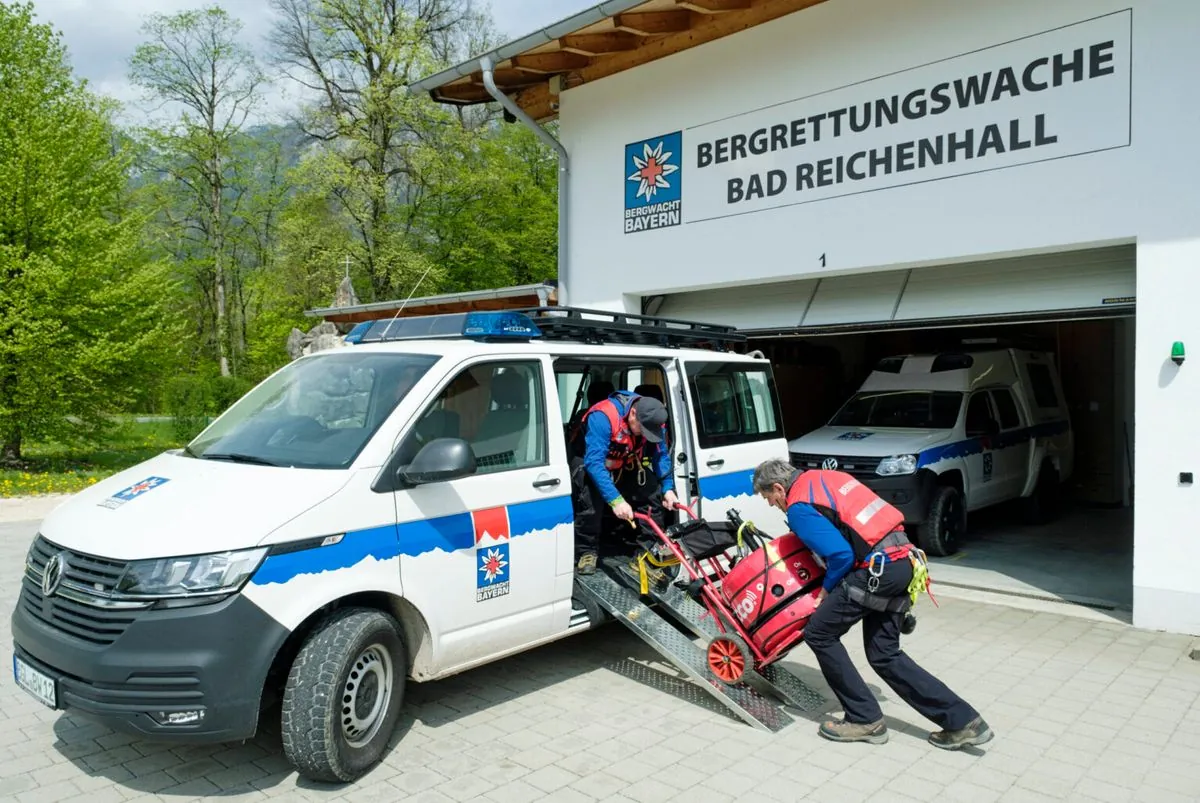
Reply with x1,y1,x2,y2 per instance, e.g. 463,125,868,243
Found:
343,321,372,344
347,311,542,344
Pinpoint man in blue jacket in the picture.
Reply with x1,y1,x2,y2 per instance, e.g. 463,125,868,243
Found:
571,390,676,575
752,458,992,751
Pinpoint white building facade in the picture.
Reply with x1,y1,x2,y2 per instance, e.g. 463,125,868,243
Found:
412,0,1200,635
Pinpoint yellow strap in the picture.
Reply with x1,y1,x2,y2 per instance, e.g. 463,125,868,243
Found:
642,551,679,569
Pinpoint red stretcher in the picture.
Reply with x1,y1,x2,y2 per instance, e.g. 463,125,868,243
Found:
632,504,826,686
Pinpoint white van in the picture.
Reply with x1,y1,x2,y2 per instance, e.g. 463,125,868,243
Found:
10,309,790,783
787,348,1073,557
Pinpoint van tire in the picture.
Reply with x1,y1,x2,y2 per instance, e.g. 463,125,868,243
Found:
1021,462,1061,525
280,608,407,784
916,485,964,557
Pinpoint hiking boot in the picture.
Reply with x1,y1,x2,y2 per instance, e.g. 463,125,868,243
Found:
928,716,994,750
576,552,597,575
818,718,889,745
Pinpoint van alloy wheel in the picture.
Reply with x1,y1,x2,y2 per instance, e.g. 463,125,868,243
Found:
939,492,962,548
918,485,964,557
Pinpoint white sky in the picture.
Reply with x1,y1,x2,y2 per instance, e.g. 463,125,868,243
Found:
27,0,594,122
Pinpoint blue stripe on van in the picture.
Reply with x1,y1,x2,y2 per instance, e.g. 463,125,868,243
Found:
917,419,1069,468
249,494,573,586
697,469,755,501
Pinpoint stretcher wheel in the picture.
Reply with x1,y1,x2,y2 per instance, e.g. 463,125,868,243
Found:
706,634,753,686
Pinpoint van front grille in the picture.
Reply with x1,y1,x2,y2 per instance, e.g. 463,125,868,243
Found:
22,536,150,646
790,452,882,478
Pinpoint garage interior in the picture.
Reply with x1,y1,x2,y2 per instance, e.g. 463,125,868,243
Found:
651,244,1136,619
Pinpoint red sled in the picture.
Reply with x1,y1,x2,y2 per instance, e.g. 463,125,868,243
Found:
632,505,825,686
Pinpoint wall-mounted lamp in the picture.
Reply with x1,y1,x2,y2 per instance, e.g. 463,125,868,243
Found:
1172,341,1186,366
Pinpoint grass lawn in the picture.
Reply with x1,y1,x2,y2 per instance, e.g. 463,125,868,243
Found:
0,419,186,497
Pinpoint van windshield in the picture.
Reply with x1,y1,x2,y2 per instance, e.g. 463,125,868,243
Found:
829,390,962,430
185,351,440,469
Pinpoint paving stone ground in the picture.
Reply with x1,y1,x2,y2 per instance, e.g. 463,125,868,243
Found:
2,514,1199,803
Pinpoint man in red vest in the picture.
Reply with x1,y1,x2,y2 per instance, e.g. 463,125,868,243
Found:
571,390,676,575
752,458,992,751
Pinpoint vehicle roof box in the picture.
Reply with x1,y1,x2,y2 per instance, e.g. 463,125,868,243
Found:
859,349,1022,393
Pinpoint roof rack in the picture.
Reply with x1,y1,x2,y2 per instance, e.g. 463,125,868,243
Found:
514,306,745,350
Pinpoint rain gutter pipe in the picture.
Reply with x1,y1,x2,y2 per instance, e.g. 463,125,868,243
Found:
480,55,570,306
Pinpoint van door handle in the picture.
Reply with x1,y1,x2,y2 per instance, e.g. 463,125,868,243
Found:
533,477,561,489
706,458,725,469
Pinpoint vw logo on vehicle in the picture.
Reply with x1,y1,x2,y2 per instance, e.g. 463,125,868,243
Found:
821,457,839,471
42,553,66,598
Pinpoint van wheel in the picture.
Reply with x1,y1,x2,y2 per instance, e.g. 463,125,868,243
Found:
917,485,964,557
280,608,406,783
1021,463,1061,525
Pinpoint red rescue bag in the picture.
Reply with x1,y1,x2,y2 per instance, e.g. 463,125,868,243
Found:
720,534,826,654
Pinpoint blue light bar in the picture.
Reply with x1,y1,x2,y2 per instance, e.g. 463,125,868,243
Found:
343,321,373,344
347,311,542,344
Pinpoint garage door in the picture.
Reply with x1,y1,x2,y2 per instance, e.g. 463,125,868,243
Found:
654,245,1135,334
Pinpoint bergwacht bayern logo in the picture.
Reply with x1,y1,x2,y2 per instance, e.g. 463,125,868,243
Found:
624,130,682,234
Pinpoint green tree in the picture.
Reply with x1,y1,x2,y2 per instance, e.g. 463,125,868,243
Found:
130,4,265,377
415,121,558,292
267,0,492,301
0,2,178,462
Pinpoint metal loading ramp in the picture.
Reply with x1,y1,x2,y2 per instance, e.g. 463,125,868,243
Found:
572,559,826,732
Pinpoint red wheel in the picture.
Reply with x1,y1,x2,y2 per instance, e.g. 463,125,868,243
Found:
706,634,753,686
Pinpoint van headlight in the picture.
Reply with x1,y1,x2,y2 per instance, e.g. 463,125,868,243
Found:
876,455,918,476
113,547,268,607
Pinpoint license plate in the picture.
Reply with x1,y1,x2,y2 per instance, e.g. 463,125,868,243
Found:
13,655,57,709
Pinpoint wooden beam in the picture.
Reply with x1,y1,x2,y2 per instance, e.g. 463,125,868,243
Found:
559,32,641,56
466,67,541,89
434,83,495,103
677,0,753,12
518,0,830,122
613,11,693,36
511,51,592,74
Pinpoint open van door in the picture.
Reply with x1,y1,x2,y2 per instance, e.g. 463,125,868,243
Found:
676,358,790,533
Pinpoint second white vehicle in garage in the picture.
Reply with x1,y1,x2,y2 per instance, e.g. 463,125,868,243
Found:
787,348,1074,556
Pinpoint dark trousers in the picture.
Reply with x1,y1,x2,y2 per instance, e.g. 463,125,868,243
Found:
571,456,665,559
804,558,980,731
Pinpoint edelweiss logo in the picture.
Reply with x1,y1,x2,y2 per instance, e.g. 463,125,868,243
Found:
624,131,682,234
627,139,679,202
473,506,511,602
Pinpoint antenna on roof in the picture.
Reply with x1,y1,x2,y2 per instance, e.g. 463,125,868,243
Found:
377,262,437,341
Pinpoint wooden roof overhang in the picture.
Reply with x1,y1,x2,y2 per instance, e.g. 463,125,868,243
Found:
408,0,829,123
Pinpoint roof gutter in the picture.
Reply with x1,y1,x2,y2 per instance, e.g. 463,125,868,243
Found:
480,54,571,306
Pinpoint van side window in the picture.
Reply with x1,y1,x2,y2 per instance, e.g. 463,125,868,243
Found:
964,392,994,436
687,362,783,449
1025,363,1061,409
399,360,548,475
990,389,1021,430
555,370,586,423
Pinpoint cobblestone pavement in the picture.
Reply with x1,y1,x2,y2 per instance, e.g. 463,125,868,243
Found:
2,516,1199,803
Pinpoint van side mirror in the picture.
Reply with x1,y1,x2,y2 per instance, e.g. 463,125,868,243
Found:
987,418,1001,437
400,438,477,485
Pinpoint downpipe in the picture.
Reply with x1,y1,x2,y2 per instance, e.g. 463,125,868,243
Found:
479,55,570,305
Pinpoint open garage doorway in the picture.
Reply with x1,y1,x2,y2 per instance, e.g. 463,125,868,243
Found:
754,317,1135,619
653,246,1137,619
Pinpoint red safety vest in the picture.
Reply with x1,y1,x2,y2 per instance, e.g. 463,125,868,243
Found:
786,469,910,566
586,397,644,472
